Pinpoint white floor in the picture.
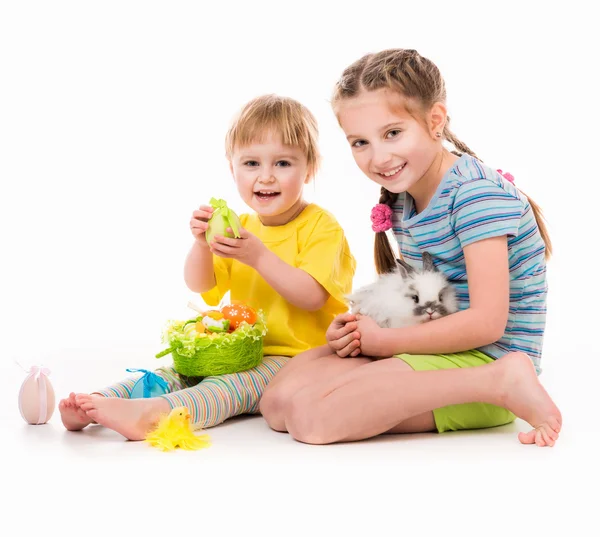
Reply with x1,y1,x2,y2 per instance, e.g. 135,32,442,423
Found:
3,342,596,536
2,2,596,534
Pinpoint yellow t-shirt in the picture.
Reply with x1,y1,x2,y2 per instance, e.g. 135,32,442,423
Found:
201,203,356,357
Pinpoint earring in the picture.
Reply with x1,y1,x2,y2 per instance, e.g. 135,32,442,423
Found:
435,132,442,139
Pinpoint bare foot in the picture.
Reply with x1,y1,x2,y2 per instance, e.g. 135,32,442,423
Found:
59,392,94,431
75,394,170,441
496,353,562,447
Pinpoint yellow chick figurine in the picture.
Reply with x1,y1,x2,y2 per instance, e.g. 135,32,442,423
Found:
145,406,211,452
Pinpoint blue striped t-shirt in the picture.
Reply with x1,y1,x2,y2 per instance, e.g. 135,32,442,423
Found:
392,154,548,374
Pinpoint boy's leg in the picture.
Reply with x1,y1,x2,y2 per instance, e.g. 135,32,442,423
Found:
59,366,198,431
94,366,199,398
76,356,290,440
161,356,290,428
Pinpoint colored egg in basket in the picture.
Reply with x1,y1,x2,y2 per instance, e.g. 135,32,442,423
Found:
155,304,267,377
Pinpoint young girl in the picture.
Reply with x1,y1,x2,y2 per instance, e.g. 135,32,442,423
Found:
58,94,356,440
260,49,562,447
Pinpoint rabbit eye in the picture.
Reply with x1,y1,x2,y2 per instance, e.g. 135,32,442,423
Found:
412,295,419,304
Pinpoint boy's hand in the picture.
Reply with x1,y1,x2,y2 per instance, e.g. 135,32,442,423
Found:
326,313,361,357
190,204,214,247
210,227,267,267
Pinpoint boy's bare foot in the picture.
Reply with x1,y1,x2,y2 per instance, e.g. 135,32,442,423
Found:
497,353,562,447
76,394,170,441
59,392,94,431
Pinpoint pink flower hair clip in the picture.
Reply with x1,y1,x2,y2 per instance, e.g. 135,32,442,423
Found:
497,169,515,184
371,203,393,233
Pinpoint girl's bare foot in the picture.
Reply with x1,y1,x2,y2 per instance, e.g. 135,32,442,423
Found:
59,392,94,431
496,353,562,447
75,394,170,441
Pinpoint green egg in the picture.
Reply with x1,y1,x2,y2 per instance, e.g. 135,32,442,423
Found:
205,198,242,244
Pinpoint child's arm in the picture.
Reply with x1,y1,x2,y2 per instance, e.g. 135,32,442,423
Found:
210,228,329,311
184,204,218,293
184,240,217,293
334,236,510,357
252,248,330,311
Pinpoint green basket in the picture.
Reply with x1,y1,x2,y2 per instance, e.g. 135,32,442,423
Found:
156,310,267,377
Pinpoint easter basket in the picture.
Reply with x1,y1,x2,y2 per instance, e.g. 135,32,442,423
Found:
155,303,267,377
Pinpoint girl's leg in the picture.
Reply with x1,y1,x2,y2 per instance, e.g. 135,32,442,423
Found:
59,366,196,431
263,345,332,392
285,352,562,447
76,356,289,440
260,349,435,434
260,347,378,432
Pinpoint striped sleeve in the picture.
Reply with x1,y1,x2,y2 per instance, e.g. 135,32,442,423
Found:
450,179,523,248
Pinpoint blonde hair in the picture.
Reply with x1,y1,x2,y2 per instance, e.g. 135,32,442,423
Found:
331,49,552,274
225,94,320,179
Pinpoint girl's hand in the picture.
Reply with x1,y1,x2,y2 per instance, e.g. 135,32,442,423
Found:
326,313,361,357
210,227,266,268
189,204,214,247
354,314,386,357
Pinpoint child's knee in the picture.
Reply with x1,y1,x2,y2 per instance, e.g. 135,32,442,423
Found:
260,384,291,430
285,392,330,445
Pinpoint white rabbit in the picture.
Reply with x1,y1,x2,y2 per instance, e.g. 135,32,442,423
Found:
347,252,458,328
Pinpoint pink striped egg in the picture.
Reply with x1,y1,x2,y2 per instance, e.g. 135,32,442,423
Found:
18,367,55,425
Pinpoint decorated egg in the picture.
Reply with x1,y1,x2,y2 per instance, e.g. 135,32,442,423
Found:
198,310,228,332
18,366,55,425
221,304,258,330
205,198,242,244
202,315,230,332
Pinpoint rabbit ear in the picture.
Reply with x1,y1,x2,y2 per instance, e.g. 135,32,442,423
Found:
421,252,438,272
396,257,415,278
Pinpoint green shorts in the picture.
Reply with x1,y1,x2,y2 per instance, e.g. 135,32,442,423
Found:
396,350,516,433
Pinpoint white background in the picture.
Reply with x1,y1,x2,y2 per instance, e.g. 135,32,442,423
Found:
1,1,598,535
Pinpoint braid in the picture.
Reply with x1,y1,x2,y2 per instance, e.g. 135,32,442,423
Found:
440,122,552,260
443,117,480,160
374,187,399,274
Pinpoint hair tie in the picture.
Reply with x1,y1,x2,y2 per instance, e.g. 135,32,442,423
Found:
497,169,515,184
371,203,393,233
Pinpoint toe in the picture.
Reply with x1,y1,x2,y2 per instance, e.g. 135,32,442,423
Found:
540,425,555,447
535,429,547,447
518,429,536,445
75,394,91,405
546,426,559,441
79,397,96,411
551,418,562,434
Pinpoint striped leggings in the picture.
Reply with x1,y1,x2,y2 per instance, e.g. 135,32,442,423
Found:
95,355,290,428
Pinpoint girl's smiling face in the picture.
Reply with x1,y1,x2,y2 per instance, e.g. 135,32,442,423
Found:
337,89,446,197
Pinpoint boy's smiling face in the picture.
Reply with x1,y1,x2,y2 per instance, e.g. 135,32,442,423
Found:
230,131,310,226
